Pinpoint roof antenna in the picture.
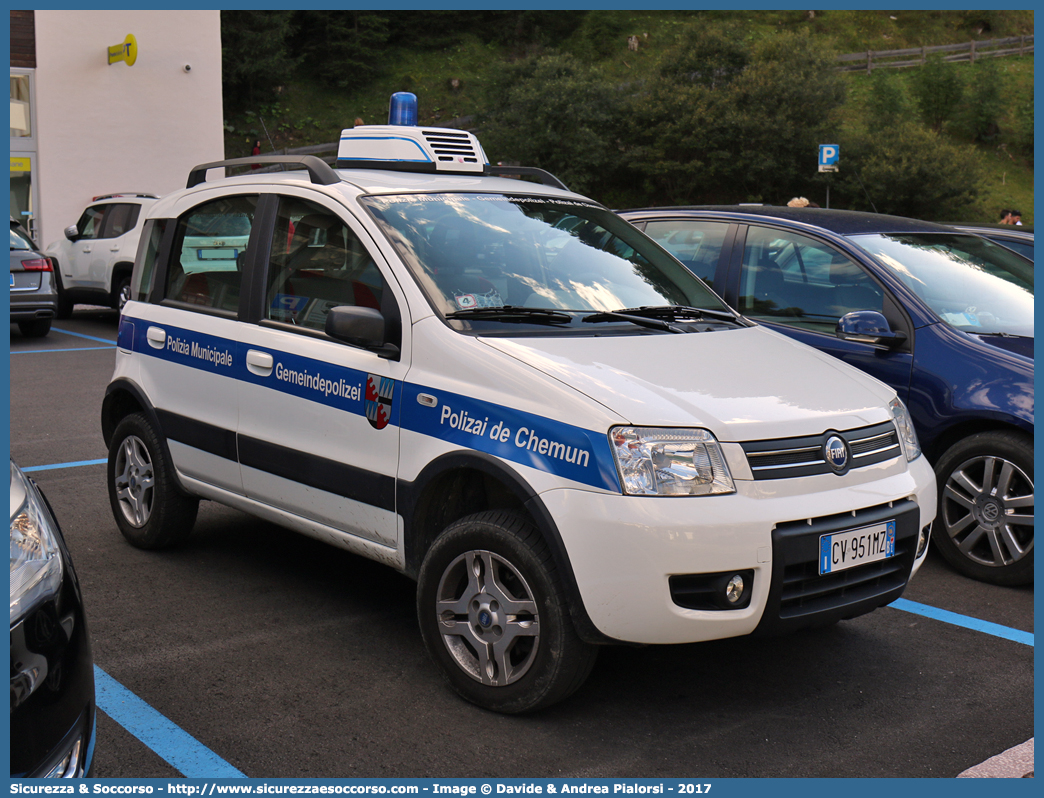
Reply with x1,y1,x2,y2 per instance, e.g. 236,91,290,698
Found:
851,168,878,214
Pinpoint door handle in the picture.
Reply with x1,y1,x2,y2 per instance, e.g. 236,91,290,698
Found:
246,349,273,376
146,326,166,349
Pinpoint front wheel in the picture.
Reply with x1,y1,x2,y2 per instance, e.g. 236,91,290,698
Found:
934,431,1033,586
417,511,597,713
107,412,198,549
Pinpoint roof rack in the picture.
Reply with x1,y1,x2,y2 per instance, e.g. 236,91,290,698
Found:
483,165,569,191
186,155,340,189
91,192,160,201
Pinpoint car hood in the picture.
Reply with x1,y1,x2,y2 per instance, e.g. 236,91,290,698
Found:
479,326,897,442
968,333,1034,361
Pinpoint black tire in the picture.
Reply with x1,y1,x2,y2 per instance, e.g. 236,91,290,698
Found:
53,269,73,319
934,430,1033,586
416,510,598,713
113,273,132,311
107,412,198,549
17,318,51,337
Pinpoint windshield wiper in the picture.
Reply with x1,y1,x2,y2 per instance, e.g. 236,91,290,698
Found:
581,310,685,333
445,306,574,325
583,305,746,332
615,305,746,324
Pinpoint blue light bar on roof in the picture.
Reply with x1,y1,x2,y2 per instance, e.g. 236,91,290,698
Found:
388,92,418,126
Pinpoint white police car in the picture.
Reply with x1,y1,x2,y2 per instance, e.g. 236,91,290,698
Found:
102,93,936,713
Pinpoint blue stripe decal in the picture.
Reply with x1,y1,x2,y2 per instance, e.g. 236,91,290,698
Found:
400,383,620,492
52,327,118,344
23,458,107,472
889,598,1034,646
94,666,246,778
121,315,620,491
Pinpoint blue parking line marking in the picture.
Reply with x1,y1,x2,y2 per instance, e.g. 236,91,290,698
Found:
23,458,107,472
51,327,118,345
94,666,247,778
890,598,1034,646
11,345,117,354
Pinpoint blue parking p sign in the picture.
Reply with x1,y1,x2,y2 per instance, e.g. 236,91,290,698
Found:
819,144,839,172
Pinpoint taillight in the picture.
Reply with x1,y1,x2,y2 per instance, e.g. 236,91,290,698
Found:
20,258,53,272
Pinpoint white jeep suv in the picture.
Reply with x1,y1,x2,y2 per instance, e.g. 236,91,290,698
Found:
45,193,157,316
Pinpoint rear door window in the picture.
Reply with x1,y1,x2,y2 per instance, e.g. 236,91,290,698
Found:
643,220,729,291
165,195,259,315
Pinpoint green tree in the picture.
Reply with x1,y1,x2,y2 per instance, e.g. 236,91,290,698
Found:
834,121,982,219
910,54,963,132
221,11,300,111
622,28,845,205
477,53,627,199
294,11,390,92
961,57,1004,142
865,69,913,130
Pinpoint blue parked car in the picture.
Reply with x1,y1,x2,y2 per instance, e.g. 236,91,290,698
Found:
620,206,1033,586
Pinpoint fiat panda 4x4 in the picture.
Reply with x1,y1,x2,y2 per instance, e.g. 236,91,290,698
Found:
102,94,936,713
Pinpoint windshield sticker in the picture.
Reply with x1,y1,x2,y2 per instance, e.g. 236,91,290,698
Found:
454,289,503,309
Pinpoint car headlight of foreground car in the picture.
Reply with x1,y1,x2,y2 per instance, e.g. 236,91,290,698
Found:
610,427,735,496
888,397,922,462
10,460,64,626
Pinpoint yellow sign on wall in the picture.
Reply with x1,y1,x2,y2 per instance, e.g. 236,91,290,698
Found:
10,156,32,173
108,34,137,66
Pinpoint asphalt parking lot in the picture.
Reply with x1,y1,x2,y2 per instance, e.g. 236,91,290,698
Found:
9,310,1034,779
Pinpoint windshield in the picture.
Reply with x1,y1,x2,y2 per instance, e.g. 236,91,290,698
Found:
360,193,731,332
10,225,35,252
850,233,1033,337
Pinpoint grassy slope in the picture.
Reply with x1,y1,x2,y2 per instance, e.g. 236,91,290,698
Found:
224,10,1033,223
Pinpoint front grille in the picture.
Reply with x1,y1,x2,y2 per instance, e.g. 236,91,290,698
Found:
742,421,900,480
422,130,480,163
753,499,919,635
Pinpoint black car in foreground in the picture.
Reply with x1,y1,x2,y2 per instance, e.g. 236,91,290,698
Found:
621,206,1033,586
10,218,57,337
10,460,96,777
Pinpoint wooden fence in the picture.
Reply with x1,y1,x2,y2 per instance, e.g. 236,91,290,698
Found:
837,35,1033,73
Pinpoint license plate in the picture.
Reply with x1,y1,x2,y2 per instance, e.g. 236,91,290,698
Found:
10,273,15,288
819,520,895,575
198,248,238,260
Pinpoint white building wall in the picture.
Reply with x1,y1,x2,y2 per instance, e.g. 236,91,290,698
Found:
33,10,224,248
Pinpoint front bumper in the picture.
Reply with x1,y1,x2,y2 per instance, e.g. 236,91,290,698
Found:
542,454,936,644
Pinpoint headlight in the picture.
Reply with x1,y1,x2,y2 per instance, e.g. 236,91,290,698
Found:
610,427,735,496
10,461,64,626
889,397,921,462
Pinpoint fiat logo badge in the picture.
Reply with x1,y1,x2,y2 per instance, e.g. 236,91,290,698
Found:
823,434,850,474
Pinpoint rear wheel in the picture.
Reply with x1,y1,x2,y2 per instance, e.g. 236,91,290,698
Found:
107,412,198,549
17,318,51,337
417,510,597,713
934,431,1033,585
113,273,132,311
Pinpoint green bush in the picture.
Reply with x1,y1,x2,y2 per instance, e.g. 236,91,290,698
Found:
835,121,982,219
910,54,963,132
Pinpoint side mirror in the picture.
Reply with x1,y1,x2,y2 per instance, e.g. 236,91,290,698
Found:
835,310,907,349
324,305,399,359
64,224,80,241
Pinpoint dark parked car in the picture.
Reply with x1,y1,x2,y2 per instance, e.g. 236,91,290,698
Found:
620,206,1033,585
947,224,1033,262
10,217,57,337
10,460,96,777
